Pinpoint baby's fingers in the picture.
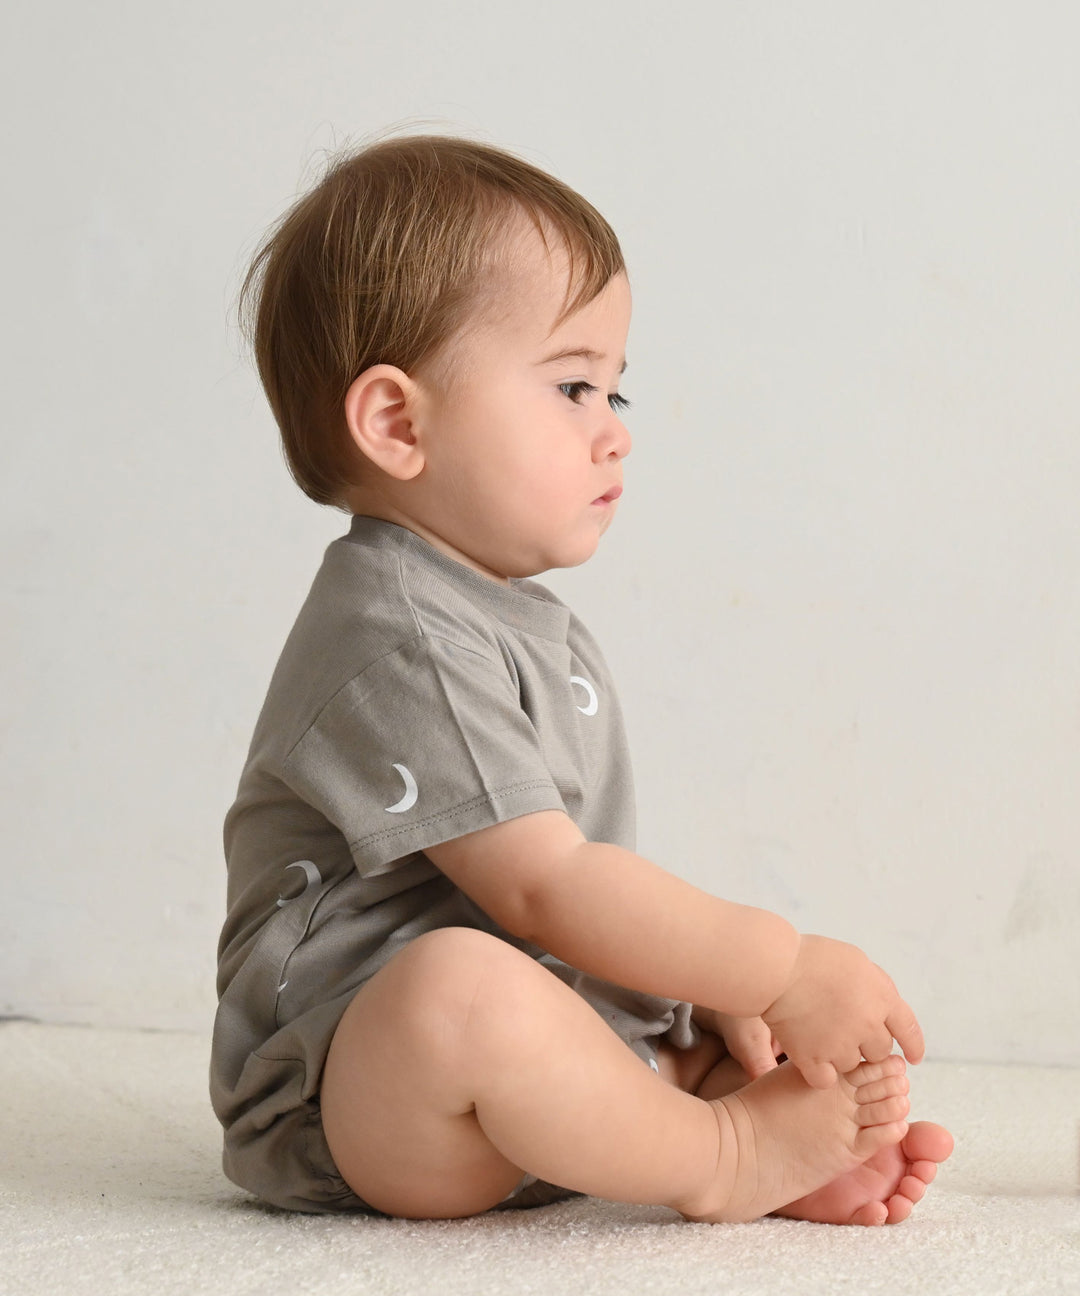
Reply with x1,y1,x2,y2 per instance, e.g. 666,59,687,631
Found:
858,1027,896,1064
886,1000,925,1065
725,1020,780,1079
736,1047,778,1080
793,1057,839,1089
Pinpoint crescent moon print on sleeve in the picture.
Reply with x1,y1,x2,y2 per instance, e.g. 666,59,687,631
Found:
569,675,599,716
384,762,419,813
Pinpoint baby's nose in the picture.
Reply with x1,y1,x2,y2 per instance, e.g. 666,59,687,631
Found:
598,414,631,462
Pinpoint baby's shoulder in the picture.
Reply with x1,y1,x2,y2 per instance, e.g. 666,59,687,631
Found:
312,532,504,663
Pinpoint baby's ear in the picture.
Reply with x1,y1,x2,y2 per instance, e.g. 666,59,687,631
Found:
343,365,425,480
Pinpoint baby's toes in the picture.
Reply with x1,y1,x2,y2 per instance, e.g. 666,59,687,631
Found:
855,1073,910,1105
897,1173,927,1204
847,1201,888,1226
908,1158,939,1186
856,1091,911,1127
852,1063,910,1127
847,1055,906,1087
884,1192,914,1224
901,1120,954,1166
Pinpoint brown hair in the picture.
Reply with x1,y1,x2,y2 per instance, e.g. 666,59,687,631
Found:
239,133,626,506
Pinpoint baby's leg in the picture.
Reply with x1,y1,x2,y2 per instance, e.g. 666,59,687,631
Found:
692,1051,953,1225
320,927,909,1221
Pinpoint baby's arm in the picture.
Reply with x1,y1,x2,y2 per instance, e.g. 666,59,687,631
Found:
425,810,923,1087
428,810,799,1017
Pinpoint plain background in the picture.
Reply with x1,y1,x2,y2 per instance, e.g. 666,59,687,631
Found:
3,2,1077,1066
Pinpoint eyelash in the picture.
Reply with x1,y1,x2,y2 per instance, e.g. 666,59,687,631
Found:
558,381,631,414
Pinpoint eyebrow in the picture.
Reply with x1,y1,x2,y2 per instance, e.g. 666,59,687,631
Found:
537,347,628,374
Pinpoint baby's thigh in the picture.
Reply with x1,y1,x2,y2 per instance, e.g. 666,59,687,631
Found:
320,927,541,1218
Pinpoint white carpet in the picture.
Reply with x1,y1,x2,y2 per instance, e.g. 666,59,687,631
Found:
1,1022,1077,1296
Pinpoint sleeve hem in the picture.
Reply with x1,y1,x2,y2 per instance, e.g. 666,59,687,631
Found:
350,781,564,878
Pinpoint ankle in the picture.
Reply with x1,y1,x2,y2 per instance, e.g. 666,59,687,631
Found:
670,1098,735,1221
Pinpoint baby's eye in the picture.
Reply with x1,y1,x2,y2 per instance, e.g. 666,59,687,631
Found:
558,381,632,414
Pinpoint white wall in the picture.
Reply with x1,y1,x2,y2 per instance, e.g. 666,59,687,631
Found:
3,2,1077,1064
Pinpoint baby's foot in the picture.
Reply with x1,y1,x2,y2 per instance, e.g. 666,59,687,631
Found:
677,1056,910,1225
775,1120,954,1225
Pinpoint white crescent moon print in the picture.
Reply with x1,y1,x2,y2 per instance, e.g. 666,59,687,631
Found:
570,676,598,716
274,860,324,991
385,762,419,813
275,859,323,908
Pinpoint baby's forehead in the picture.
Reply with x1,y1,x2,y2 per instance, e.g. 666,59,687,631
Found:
452,244,567,333
491,226,583,312
493,216,574,288
439,205,621,362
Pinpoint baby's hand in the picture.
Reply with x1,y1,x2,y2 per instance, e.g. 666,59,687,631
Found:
713,1013,782,1080
762,934,925,1088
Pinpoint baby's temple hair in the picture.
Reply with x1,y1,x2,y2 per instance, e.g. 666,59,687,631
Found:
239,133,626,506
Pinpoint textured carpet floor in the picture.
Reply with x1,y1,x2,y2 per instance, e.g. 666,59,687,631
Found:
1,1021,1077,1295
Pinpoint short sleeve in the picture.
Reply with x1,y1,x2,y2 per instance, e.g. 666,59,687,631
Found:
280,635,566,877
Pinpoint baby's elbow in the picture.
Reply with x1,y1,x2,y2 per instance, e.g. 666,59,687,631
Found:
490,870,553,947
475,841,577,949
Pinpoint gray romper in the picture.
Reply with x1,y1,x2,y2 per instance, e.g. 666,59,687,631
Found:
210,516,696,1212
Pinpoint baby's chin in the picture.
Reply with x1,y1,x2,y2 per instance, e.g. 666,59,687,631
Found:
502,543,603,581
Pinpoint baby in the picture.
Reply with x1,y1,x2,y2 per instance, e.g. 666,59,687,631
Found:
211,133,953,1223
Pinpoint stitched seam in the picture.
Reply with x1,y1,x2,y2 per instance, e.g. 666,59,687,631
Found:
393,549,424,639
280,633,504,767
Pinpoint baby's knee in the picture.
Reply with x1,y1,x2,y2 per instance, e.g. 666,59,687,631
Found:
385,927,529,1026
398,925,517,976
340,927,579,1080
